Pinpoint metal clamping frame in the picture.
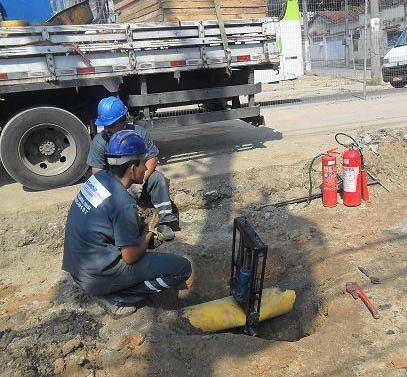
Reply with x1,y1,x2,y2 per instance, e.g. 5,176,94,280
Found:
41,29,56,79
230,217,268,336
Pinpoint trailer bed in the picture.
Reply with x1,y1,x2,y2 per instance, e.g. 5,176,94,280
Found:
0,18,280,93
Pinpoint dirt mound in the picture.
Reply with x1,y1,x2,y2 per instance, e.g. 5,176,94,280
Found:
360,128,407,189
0,203,68,269
2,309,100,377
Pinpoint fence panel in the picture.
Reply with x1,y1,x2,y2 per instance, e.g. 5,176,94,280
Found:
262,0,407,104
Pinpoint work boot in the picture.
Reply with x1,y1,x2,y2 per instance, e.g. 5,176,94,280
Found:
157,224,175,241
167,220,181,232
95,297,138,318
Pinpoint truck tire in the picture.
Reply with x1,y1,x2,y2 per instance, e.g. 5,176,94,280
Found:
0,107,90,191
390,80,407,88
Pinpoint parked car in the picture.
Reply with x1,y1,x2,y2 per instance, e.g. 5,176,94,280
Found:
382,28,407,88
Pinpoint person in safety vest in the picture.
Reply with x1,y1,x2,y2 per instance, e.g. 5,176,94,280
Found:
63,130,192,317
87,96,178,241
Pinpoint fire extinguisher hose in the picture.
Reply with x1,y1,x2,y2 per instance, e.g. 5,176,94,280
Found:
334,132,365,168
334,132,359,147
307,153,324,205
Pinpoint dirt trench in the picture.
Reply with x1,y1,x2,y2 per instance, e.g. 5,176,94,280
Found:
0,128,406,377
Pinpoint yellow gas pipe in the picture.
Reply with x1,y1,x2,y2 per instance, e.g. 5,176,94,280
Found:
182,287,296,333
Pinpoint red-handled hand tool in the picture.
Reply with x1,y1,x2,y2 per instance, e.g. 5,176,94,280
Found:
346,282,380,319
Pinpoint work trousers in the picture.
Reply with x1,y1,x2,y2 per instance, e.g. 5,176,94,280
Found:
141,171,177,224
74,252,192,306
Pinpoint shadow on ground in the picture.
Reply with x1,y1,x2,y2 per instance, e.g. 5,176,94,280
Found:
153,120,282,165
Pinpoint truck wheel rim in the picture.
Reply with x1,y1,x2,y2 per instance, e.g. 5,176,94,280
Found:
18,123,77,177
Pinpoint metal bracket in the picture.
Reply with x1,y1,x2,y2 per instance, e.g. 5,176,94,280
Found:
126,25,136,70
129,50,137,70
198,22,205,39
41,28,56,79
126,25,133,48
174,71,180,84
126,24,133,45
198,22,207,68
46,54,56,79
41,29,50,41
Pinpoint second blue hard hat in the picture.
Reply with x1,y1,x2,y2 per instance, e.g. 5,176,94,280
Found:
106,130,146,165
95,96,128,127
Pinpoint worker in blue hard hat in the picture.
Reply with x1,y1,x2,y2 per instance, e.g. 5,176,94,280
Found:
63,130,192,317
87,96,178,241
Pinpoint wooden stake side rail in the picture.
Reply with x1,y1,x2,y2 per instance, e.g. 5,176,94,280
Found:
0,19,280,90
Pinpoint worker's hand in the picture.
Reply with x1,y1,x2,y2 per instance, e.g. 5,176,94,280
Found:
147,211,160,232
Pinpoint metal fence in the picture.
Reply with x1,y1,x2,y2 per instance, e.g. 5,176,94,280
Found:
302,0,368,98
304,0,407,97
262,0,407,102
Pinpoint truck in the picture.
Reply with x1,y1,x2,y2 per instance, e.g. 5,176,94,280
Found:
382,27,407,88
255,0,303,83
0,1,298,190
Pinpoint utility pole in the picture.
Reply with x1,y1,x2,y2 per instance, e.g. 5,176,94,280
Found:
345,0,349,67
302,0,312,73
363,0,368,98
370,0,383,84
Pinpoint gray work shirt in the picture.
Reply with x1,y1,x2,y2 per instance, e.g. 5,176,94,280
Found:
63,170,141,278
87,123,159,170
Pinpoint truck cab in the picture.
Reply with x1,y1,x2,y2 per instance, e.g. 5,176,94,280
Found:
382,28,407,88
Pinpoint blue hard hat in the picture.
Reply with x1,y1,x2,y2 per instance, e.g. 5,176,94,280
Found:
95,96,128,127
106,130,146,165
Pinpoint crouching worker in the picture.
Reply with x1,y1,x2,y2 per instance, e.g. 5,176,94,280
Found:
88,96,179,241
62,130,192,317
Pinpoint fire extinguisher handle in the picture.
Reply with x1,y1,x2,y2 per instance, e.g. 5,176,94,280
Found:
326,147,340,155
335,133,360,149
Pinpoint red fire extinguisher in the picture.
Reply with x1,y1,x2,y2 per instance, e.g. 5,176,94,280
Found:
322,148,339,207
342,146,362,207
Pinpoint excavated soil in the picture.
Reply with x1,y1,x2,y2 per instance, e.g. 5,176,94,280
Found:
0,128,406,377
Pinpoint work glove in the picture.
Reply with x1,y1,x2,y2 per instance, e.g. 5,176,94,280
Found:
146,211,160,233
145,211,165,248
